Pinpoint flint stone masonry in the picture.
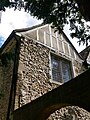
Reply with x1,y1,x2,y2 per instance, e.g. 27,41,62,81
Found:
0,61,14,120
13,68,90,120
15,38,59,108
48,106,90,120
14,38,89,119
0,24,89,120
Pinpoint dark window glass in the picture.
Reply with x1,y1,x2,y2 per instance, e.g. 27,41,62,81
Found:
51,55,72,83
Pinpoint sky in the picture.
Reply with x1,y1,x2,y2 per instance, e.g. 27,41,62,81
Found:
0,8,87,52
0,8,42,45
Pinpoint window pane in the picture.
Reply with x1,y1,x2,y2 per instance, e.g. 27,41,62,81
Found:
51,56,62,82
62,60,71,83
51,54,72,83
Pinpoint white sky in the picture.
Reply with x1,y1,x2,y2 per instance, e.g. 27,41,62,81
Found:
0,8,42,44
0,8,87,52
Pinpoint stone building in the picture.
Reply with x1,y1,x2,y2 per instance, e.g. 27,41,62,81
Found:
0,24,89,120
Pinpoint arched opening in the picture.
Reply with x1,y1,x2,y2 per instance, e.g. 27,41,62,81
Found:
37,103,69,120
47,106,90,120
37,103,90,120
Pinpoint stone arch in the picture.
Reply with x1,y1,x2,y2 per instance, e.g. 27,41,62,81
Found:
36,97,90,120
47,106,90,120
37,103,70,120
13,92,90,120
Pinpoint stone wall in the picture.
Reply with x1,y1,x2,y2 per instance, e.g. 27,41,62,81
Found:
14,38,87,119
48,106,90,120
15,38,59,108
0,61,14,120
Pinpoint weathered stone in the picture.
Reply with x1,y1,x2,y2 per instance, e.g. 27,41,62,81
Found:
48,106,90,120
13,38,89,120
0,61,14,120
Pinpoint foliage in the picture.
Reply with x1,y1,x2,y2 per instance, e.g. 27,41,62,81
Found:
0,0,90,46
0,0,10,11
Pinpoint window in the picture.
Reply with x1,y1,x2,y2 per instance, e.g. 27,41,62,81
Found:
51,54,72,83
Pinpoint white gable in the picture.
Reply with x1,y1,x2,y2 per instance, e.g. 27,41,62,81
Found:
18,24,82,62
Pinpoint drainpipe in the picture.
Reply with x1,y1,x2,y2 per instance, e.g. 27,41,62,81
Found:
6,32,21,120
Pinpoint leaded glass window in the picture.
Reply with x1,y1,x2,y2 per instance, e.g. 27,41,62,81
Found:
51,54,72,83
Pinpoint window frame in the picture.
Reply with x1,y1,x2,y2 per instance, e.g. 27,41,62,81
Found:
50,53,73,84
